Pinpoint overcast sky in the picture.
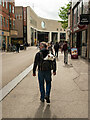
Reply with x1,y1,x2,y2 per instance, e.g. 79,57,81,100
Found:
15,0,70,20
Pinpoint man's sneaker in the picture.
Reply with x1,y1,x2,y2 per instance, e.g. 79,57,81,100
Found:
45,96,50,103
40,98,44,102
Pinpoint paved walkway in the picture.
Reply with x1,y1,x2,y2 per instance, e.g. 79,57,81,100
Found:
2,52,88,118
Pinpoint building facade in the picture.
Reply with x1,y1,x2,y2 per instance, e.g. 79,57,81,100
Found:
0,0,18,50
15,6,67,46
69,0,90,60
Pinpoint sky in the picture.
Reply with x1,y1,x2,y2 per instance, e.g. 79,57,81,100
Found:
15,0,70,21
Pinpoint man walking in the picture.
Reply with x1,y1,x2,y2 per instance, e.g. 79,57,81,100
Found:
16,42,20,53
33,42,56,103
62,41,68,64
54,42,60,57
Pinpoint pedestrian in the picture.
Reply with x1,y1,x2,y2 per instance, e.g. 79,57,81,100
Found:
24,42,27,50
48,42,53,55
16,42,20,53
54,42,59,57
37,41,40,49
62,41,68,64
33,42,56,103
2,42,6,52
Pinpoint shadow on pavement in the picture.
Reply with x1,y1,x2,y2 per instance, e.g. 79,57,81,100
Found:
34,103,51,118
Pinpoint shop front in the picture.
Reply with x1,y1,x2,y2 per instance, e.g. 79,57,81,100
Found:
81,30,87,58
0,31,10,50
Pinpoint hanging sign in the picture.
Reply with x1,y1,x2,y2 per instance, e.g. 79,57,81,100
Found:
80,14,90,25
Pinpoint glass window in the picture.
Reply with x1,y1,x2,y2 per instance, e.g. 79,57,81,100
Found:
4,17,5,27
60,33,66,41
83,1,89,14
81,2,83,14
12,6,14,13
1,16,2,27
10,19,12,28
6,1,8,9
9,4,11,13
7,19,8,27
81,30,87,57
15,15,17,19
3,0,5,7
0,0,1,5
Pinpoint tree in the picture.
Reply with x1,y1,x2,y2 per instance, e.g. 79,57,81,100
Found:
58,2,71,29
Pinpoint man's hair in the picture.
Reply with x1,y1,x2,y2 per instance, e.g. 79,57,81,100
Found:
40,42,47,48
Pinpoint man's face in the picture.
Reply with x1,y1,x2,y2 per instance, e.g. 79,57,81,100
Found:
40,43,44,50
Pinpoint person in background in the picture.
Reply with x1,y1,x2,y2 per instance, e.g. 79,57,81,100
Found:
48,42,53,55
62,41,68,64
54,42,60,57
16,42,20,53
2,42,6,52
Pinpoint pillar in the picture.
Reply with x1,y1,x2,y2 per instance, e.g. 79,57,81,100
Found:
58,32,60,42
49,32,52,42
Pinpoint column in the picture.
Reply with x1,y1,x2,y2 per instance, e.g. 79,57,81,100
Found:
49,32,52,42
58,32,60,42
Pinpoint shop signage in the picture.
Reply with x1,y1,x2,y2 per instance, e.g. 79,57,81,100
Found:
2,32,4,35
80,14,90,25
71,48,78,59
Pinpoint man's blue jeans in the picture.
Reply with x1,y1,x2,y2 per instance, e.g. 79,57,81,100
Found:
38,70,52,99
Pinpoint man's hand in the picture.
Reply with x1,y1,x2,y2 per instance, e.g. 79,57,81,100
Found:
53,72,56,76
33,73,36,76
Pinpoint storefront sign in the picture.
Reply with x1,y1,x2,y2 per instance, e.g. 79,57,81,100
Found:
80,14,90,25
71,48,78,59
2,32,4,35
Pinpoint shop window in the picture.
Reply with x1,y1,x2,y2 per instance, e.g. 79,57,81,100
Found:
81,30,87,57
60,33,66,41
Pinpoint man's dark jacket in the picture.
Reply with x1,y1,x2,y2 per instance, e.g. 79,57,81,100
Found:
33,48,56,74
54,43,59,52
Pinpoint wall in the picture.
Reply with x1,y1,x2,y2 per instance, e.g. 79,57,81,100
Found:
15,7,23,38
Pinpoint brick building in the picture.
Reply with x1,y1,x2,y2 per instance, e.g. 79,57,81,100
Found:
0,0,18,50
12,6,27,45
